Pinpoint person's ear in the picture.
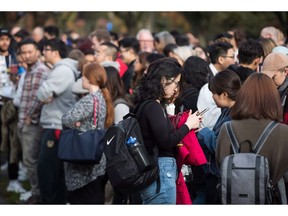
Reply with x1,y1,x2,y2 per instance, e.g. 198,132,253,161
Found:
284,67,288,76
161,76,167,84
217,56,224,65
221,92,228,99
254,58,260,66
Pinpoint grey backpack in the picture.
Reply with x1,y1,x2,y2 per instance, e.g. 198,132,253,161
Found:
220,121,278,204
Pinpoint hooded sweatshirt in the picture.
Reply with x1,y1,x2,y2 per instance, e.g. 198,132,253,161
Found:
37,58,80,129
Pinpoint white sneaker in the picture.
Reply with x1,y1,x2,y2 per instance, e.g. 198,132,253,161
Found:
0,162,8,171
19,191,32,201
18,162,28,181
18,169,28,181
6,180,27,193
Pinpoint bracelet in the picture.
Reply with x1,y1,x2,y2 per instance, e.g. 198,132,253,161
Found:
177,143,183,147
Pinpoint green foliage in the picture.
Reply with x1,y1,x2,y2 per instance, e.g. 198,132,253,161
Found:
1,12,288,47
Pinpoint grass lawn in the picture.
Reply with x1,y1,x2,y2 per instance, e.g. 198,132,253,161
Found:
0,169,31,204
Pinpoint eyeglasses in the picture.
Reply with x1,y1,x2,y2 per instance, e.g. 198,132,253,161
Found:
278,67,286,73
139,40,153,43
119,48,130,54
43,48,53,52
222,55,235,59
168,79,180,88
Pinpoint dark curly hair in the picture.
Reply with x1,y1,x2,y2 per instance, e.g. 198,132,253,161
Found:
133,57,182,108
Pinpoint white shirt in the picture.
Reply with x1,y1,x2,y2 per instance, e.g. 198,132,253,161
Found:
114,103,129,124
209,63,218,76
13,72,26,107
197,83,221,130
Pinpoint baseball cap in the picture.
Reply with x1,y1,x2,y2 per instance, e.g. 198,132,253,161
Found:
262,52,288,77
272,46,288,55
0,28,11,38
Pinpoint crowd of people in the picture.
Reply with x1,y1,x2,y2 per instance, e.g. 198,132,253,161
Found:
0,23,288,204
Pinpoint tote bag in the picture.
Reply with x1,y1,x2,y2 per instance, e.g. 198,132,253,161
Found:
58,96,106,164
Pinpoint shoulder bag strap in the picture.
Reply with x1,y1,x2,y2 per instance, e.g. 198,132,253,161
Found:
92,95,100,129
225,121,239,154
253,121,278,154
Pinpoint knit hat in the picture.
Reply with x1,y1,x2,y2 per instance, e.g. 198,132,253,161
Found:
262,52,288,77
272,46,288,55
0,28,11,38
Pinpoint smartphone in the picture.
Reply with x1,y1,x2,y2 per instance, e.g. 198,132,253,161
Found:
196,107,210,116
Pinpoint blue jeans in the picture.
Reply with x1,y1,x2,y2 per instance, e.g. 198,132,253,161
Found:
140,157,177,204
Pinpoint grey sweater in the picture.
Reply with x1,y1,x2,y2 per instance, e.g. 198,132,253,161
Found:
37,58,80,129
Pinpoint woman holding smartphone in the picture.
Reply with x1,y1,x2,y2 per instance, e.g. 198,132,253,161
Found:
133,57,203,204
195,69,242,204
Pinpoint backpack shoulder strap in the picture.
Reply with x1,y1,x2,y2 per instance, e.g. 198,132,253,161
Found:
225,121,239,154
254,121,278,154
114,98,129,107
134,99,161,193
134,100,154,119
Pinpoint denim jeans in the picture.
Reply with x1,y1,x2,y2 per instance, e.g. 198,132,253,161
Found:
18,124,42,196
140,157,177,204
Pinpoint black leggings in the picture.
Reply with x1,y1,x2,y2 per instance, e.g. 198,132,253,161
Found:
67,175,107,204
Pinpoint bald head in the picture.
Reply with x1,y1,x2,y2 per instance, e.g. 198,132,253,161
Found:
32,26,44,43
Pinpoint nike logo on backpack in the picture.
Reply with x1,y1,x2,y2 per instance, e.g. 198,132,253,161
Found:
107,135,115,145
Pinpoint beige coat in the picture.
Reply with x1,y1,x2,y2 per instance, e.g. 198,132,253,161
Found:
1,98,20,163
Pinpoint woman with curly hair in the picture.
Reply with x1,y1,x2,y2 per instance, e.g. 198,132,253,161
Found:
133,57,203,204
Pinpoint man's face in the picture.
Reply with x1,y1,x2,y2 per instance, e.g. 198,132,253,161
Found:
0,35,11,53
20,44,39,66
138,32,154,53
271,67,288,87
119,46,131,64
17,54,27,70
91,36,100,51
42,46,54,64
220,48,236,70
95,45,107,63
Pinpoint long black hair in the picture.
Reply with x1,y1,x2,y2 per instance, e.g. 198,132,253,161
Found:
133,57,182,108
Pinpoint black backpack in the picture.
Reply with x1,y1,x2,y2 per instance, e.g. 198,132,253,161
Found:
103,100,160,193
219,121,278,204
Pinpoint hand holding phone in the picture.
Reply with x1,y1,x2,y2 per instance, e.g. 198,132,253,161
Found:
185,109,203,130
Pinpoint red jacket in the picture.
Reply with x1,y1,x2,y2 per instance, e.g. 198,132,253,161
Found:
170,111,207,204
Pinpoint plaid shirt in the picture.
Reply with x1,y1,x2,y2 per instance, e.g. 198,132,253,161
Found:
18,60,49,129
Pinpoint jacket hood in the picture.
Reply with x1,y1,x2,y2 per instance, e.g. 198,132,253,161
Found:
54,58,80,79
100,61,120,71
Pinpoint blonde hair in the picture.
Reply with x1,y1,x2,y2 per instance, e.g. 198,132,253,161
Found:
259,38,277,59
